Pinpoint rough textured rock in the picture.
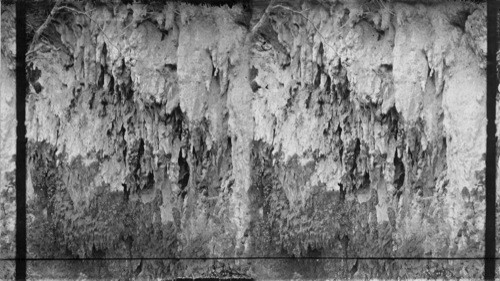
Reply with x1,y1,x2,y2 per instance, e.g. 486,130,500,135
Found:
0,4,17,279
0,0,489,279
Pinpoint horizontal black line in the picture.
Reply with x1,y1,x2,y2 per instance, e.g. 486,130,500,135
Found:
0,257,496,261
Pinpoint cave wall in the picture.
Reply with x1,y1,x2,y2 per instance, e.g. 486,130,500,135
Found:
0,5,17,278
0,0,491,279
245,2,487,278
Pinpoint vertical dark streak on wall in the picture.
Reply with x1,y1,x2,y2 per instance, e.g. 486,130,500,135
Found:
15,0,28,279
485,0,497,279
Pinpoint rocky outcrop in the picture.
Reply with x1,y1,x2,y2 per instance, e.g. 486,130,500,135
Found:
0,5,17,279
0,0,489,279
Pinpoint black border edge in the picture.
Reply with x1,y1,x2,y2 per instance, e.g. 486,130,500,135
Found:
15,0,28,279
485,0,498,279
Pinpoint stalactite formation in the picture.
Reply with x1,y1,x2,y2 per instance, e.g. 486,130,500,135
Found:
0,0,489,279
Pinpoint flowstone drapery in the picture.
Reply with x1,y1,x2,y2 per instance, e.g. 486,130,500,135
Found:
0,1,488,279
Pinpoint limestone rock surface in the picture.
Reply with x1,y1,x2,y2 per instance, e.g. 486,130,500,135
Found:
0,1,489,279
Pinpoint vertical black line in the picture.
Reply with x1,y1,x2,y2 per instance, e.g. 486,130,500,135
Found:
15,0,27,280
486,0,498,279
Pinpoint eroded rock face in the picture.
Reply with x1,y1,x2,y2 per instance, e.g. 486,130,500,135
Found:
246,2,486,278
0,0,488,279
0,5,17,279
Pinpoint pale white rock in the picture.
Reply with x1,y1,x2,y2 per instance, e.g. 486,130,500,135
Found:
0,54,16,191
